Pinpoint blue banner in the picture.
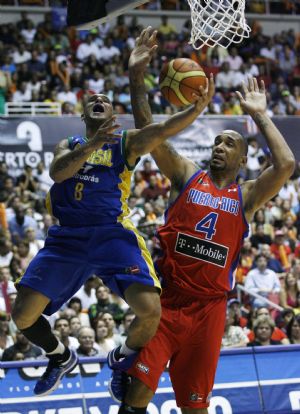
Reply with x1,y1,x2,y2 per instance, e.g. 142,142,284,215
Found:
1,345,300,414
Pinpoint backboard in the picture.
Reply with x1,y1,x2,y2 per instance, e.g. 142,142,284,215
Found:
67,0,150,29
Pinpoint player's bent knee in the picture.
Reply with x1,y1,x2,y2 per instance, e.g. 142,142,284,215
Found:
12,288,49,329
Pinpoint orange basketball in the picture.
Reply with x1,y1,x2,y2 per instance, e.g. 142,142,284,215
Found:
159,58,207,107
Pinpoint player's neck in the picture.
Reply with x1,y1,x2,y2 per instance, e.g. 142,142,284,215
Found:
85,125,102,141
209,170,236,189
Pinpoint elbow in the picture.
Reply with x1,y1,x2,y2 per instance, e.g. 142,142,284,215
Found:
281,156,296,177
49,169,64,184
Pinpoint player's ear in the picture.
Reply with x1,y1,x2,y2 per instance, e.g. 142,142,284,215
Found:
240,155,247,169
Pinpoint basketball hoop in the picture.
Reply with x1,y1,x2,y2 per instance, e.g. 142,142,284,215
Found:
186,0,251,49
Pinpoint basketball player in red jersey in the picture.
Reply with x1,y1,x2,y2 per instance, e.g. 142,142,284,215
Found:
110,28,295,414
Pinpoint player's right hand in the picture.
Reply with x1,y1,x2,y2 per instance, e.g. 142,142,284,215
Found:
129,26,158,72
91,116,122,146
193,73,215,113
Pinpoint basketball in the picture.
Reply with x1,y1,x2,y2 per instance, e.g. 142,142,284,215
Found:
159,58,207,107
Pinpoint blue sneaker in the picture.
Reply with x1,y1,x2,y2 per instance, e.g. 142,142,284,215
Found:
107,346,138,371
34,349,78,396
108,370,131,403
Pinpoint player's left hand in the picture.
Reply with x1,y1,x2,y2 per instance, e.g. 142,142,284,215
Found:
236,77,267,116
193,74,215,113
129,26,158,72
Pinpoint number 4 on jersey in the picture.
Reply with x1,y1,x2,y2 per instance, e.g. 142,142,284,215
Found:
195,212,218,240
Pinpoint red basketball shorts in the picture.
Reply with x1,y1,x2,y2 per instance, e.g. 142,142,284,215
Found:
128,289,227,409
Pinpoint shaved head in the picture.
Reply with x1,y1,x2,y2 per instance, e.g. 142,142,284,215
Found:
221,130,248,155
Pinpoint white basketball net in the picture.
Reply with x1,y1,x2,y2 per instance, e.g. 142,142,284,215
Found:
187,0,251,49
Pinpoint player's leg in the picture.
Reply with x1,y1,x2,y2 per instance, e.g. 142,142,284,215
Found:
12,226,92,395
118,378,154,413
107,283,161,402
169,296,227,414
117,309,175,412
124,283,161,349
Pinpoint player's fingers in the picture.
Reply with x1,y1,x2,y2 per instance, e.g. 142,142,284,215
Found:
139,28,147,44
135,35,141,46
143,26,152,43
235,91,244,102
248,77,254,91
149,30,158,45
208,73,215,93
253,77,259,92
149,44,158,56
260,79,266,93
241,81,248,95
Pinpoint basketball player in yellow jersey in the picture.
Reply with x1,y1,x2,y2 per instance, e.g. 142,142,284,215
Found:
12,75,215,397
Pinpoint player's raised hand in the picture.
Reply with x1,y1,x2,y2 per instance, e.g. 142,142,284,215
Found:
236,77,267,116
129,26,158,72
193,74,215,113
91,116,122,146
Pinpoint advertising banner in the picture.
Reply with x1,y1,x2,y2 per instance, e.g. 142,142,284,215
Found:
0,116,300,177
1,345,300,414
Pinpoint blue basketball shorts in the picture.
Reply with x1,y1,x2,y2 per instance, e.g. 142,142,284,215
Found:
16,219,161,315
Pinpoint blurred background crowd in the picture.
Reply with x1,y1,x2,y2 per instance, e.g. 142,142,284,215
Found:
1,3,300,360
0,5,300,115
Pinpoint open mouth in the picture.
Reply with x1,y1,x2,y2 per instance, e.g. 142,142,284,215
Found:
93,103,104,113
212,154,224,161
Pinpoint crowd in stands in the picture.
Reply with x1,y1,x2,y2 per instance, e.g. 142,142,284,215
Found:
1,8,300,360
0,9,300,115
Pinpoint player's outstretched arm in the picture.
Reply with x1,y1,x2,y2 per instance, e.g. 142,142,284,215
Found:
126,83,213,165
236,78,295,219
129,27,198,186
50,118,120,183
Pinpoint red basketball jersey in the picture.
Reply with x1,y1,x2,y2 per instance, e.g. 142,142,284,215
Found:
156,170,249,297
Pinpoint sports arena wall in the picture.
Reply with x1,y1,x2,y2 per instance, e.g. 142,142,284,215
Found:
1,345,300,414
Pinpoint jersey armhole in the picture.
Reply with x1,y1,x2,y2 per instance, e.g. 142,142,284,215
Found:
121,130,140,171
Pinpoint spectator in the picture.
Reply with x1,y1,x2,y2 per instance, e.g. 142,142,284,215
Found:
0,312,14,360
2,330,42,361
222,309,249,348
0,266,16,313
119,308,136,344
247,315,282,346
279,272,299,309
76,34,100,61
270,229,292,271
225,47,243,71
34,161,53,195
286,314,300,344
76,326,99,357
67,297,90,327
247,306,289,344
73,275,99,311
245,255,281,308
17,165,38,193
141,175,167,201
158,15,177,37
94,318,114,357
215,62,236,93
258,244,285,276
100,312,123,347
88,285,124,328
0,238,13,268
69,316,82,338
227,298,248,328
250,224,272,249
54,317,79,351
